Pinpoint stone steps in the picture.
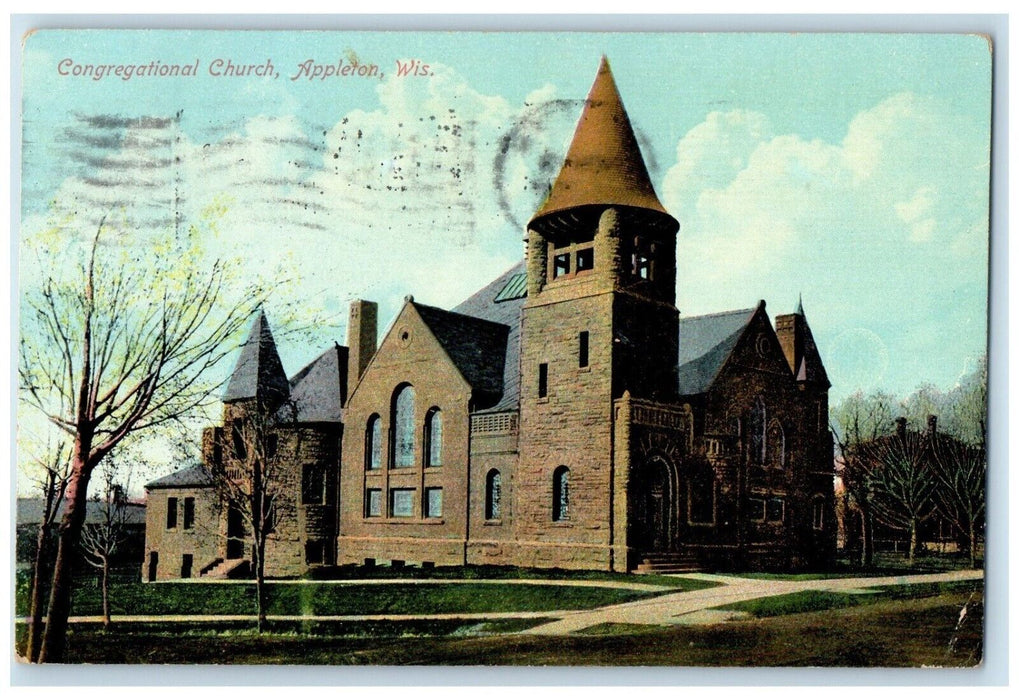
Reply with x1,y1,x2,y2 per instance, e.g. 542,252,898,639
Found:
634,551,702,574
201,558,250,579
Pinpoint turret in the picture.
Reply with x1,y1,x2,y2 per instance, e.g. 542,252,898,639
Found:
525,56,679,307
223,309,290,410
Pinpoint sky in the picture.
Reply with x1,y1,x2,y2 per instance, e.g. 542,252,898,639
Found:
19,30,992,423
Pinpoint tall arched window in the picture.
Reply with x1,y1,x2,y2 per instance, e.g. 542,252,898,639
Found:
767,420,785,467
365,414,381,470
485,469,502,520
424,408,443,467
392,385,416,468
749,397,766,464
552,466,570,522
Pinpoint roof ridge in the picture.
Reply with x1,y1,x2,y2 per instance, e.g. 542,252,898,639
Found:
681,306,757,322
412,300,513,330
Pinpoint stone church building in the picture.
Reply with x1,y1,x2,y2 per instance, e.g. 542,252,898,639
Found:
144,59,836,580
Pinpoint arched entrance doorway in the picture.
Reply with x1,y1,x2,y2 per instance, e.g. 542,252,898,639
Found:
630,456,675,552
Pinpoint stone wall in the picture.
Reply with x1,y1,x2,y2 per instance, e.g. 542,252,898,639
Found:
143,486,221,581
337,302,473,567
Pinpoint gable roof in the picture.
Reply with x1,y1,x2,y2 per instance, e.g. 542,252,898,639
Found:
452,261,526,413
223,310,290,403
529,57,674,230
145,464,216,490
283,344,347,423
412,301,510,406
676,307,757,395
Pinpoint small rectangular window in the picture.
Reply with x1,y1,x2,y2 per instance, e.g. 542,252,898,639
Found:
749,498,766,522
553,253,570,279
302,464,325,505
305,541,325,564
689,480,715,525
390,489,415,518
766,498,785,523
578,331,589,368
180,553,193,579
183,497,195,530
365,489,382,517
538,363,548,398
813,500,824,530
575,247,594,273
166,497,178,529
425,488,443,518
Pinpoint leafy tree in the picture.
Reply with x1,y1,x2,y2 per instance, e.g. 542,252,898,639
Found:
18,214,263,662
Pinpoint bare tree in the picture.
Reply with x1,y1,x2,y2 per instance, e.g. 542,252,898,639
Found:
22,439,71,662
855,422,937,563
18,216,264,662
931,432,986,568
79,457,133,629
206,400,299,633
830,390,899,566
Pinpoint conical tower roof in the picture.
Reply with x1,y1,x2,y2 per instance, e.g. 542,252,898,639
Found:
529,57,675,231
223,310,290,403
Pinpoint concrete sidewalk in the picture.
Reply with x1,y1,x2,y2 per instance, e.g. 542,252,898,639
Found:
25,569,982,635
517,569,985,635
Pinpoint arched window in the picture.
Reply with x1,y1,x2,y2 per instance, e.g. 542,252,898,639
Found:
365,414,381,470
812,496,825,530
552,466,570,522
767,420,785,467
392,385,415,468
424,408,443,467
485,470,502,520
749,397,766,464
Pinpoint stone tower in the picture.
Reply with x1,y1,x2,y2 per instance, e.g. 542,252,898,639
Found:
514,57,681,569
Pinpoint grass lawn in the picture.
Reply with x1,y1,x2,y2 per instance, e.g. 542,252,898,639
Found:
714,580,982,618
16,574,704,618
304,563,704,589
731,552,982,580
26,585,981,666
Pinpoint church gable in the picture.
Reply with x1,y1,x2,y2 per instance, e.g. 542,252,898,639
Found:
715,303,796,386
346,300,473,410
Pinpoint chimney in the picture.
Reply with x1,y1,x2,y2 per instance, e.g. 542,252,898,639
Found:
774,313,799,375
927,414,938,436
347,300,377,382
895,417,907,440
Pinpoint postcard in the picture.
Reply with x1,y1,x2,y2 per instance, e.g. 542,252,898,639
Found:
15,26,991,668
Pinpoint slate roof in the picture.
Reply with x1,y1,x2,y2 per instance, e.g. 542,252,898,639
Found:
283,344,347,423
676,307,757,396
530,57,675,230
223,310,290,403
452,261,526,413
16,498,147,526
413,301,510,407
144,464,216,490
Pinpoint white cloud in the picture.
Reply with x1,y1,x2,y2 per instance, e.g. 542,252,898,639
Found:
661,92,990,399
20,63,585,377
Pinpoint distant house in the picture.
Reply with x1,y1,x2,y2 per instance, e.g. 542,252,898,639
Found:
16,497,146,570
143,58,836,580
